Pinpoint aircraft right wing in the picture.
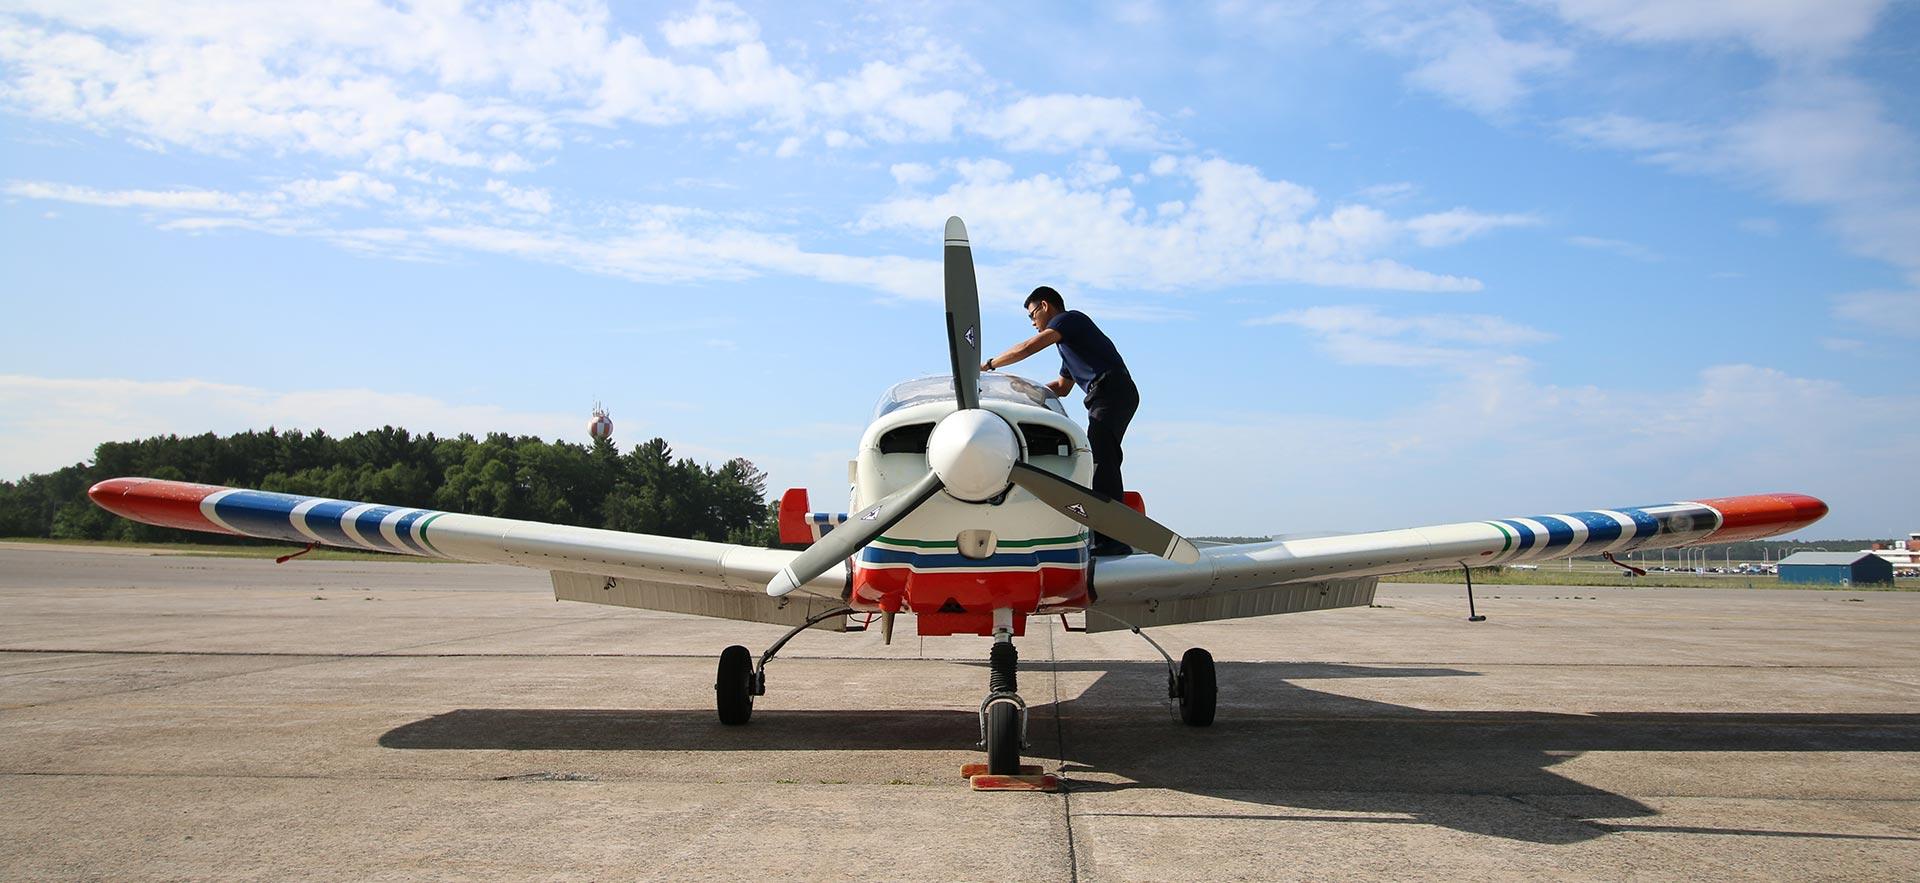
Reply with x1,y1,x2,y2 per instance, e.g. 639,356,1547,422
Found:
1084,493,1827,631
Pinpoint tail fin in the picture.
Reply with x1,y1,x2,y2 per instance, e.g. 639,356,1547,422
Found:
778,488,848,545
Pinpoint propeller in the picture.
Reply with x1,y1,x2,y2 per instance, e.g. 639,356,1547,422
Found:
766,216,1199,597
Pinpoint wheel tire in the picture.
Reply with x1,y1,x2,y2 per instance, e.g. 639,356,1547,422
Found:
986,700,1021,775
716,644,754,725
1177,647,1216,727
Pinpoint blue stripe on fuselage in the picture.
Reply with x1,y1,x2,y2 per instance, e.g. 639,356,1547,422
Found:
859,546,1086,569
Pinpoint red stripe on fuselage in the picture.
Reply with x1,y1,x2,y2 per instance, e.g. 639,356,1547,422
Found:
853,565,1090,636
87,478,234,535
1696,493,1829,543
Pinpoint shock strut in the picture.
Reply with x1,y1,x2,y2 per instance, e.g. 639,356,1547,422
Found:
989,640,1018,695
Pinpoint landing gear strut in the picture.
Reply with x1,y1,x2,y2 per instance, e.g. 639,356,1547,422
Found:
966,608,1055,790
980,634,1025,775
1087,609,1217,726
714,606,853,725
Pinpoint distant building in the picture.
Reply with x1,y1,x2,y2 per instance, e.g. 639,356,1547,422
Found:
1864,532,1919,568
1777,551,1896,586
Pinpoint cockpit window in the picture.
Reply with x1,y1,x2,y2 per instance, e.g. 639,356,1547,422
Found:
874,374,1068,419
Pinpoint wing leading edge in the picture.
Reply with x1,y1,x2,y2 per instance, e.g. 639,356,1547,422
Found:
1088,493,1827,627
86,477,849,604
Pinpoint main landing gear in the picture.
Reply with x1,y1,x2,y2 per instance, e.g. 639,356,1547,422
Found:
715,606,852,726
1087,609,1217,726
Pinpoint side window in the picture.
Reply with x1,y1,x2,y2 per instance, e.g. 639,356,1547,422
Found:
878,423,935,454
1019,423,1072,458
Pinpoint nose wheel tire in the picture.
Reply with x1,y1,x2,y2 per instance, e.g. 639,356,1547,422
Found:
1177,647,1216,727
986,700,1021,775
716,644,755,725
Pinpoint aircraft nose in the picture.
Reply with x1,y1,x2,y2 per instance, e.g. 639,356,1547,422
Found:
927,409,1018,503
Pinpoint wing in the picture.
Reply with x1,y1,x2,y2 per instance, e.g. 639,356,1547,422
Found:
87,477,852,626
1086,493,1828,631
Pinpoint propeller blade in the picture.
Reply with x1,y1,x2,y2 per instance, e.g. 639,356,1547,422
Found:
768,471,945,597
944,216,982,412
1007,463,1201,564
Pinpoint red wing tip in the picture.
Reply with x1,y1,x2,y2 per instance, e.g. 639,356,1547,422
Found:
88,477,144,504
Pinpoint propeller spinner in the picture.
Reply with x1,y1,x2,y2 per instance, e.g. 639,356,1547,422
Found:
766,217,1199,598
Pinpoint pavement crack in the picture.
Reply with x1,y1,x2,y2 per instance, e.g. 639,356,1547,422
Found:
1045,619,1082,883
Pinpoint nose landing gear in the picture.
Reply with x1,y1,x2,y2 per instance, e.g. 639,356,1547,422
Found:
965,609,1058,791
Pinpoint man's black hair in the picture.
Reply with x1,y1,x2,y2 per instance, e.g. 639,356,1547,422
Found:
1024,285,1064,311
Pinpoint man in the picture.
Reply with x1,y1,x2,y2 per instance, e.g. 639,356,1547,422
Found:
981,286,1139,556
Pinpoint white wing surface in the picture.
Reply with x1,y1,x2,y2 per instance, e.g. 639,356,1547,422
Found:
1086,493,1827,629
87,478,850,622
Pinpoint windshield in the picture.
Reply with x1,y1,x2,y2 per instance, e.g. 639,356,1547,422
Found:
874,374,1067,419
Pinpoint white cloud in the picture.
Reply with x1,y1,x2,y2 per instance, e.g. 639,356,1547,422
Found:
1404,208,1542,247
0,0,1167,178
861,156,1526,293
1832,291,1920,338
660,0,760,49
973,94,1167,153
1369,6,1571,116
483,178,553,214
1547,0,1887,60
1564,74,1920,286
1248,304,1552,374
3,180,264,214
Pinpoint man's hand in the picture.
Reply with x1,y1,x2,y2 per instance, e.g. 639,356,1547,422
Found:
980,360,995,372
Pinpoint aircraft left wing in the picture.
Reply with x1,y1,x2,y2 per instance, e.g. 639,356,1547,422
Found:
1085,493,1827,631
86,477,852,626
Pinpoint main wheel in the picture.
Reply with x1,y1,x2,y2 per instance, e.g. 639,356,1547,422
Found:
1177,647,1216,727
986,700,1021,775
716,644,755,725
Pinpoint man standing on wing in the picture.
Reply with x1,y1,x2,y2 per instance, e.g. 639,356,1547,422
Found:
981,285,1140,557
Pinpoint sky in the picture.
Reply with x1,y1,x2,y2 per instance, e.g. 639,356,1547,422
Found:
1,0,1915,539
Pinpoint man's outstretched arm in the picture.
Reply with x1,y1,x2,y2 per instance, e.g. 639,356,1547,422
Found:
982,328,1061,372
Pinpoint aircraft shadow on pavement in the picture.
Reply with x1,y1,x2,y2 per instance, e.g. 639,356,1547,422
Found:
378,661,1920,845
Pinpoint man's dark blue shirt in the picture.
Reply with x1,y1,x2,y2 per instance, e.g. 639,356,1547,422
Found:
1048,309,1127,393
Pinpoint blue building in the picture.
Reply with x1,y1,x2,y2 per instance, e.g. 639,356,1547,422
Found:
1777,551,1896,586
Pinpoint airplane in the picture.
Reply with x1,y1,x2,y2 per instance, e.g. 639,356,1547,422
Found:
86,216,1830,788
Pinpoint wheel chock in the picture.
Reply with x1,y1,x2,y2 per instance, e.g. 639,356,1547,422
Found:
968,772,1059,791
960,763,1058,791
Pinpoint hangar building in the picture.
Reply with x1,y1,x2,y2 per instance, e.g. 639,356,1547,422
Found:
1777,551,1895,586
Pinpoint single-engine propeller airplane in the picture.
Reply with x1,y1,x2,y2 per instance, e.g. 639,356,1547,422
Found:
88,217,1829,786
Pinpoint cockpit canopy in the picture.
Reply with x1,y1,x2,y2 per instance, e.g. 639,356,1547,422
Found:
874,374,1068,420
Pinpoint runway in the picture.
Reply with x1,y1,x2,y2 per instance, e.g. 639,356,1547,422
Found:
3,543,1918,880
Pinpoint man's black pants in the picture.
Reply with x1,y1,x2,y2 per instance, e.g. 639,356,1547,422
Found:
1084,370,1139,545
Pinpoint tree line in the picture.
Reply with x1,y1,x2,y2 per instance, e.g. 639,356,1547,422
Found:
0,427,778,547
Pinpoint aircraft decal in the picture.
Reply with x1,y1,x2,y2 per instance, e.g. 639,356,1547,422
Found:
860,532,1090,572
1481,502,1727,565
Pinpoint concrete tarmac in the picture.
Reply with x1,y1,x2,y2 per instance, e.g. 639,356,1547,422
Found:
2,543,1917,881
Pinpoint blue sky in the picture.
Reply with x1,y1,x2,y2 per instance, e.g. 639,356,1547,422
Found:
1,0,1915,539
